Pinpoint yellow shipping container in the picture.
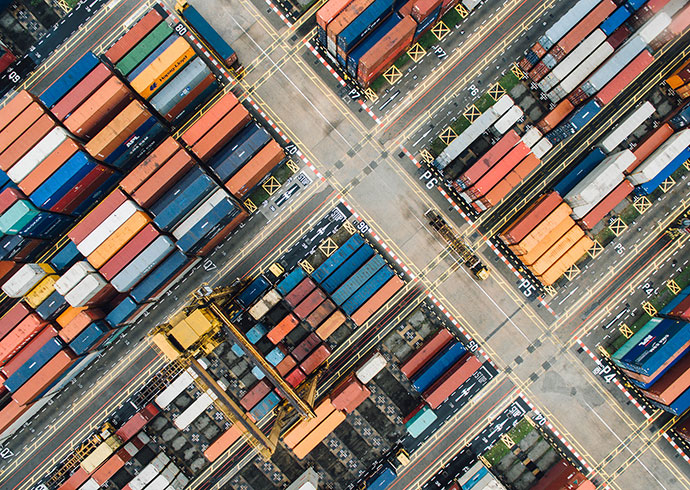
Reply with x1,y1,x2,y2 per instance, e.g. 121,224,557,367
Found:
87,211,151,268
169,321,199,350
511,203,573,255
104,434,123,450
24,275,59,308
538,235,594,286
530,226,584,276
152,332,180,361
131,37,196,99
292,409,346,460
80,441,114,473
186,309,217,337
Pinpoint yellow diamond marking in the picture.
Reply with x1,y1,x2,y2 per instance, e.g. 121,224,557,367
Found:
501,433,515,448
455,4,469,17
343,220,357,235
269,263,284,277
431,21,450,41
632,196,651,214
244,199,257,213
564,265,580,281
299,260,314,274
488,83,505,101
407,43,426,63
286,159,300,174
587,240,604,259
642,301,657,317
684,159,690,171
511,63,526,79
383,65,402,85
668,279,681,295
609,217,628,237
620,324,633,339
544,285,557,297
319,237,338,257
464,105,481,123
262,176,281,195
364,88,378,102
420,149,434,164
439,127,457,145
660,176,676,193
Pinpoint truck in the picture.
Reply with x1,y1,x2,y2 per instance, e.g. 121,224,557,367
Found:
176,1,239,68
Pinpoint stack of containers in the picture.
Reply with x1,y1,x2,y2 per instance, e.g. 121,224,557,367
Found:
334,0,394,66
532,460,594,490
499,192,594,285
626,128,690,194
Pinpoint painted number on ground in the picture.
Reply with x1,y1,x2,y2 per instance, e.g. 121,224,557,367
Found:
203,259,217,271
0,447,13,459
175,23,187,35
593,363,616,384
284,144,298,155
356,220,371,234
519,279,535,297
419,170,438,190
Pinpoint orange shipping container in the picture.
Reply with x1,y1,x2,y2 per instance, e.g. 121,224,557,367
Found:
131,150,194,208
500,192,562,245
191,104,251,161
225,140,285,198
537,99,574,133
0,91,35,134
530,225,584,276
510,202,572,255
0,314,47,365
516,215,574,265
120,137,181,194
0,102,44,155
641,353,690,405
327,0,375,44
357,17,416,85
629,123,674,173
315,310,346,340
91,448,131,485
538,235,593,286
283,399,336,448
87,211,152,268
18,139,80,195
131,37,196,99
12,350,77,405
56,306,86,328
667,74,685,89
85,101,151,160
317,0,355,29
182,90,239,147
267,313,299,344
292,409,346,459
204,425,243,461
63,77,133,138
480,180,513,209
0,399,30,433
0,115,56,171
59,309,105,343
351,275,404,326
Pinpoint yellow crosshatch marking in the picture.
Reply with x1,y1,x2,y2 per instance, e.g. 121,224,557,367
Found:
455,4,469,17
478,454,491,468
668,279,681,295
609,217,627,236
660,176,675,193
464,105,481,122
269,263,284,277
632,196,651,214
431,22,450,41
620,324,633,339
343,220,357,235
684,159,690,171
439,127,457,145
383,65,402,85
544,285,557,297
319,237,338,257
511,63,526,79
286,159,300,173
364,88,378,101
642,301,657,317
407,43,426,62
564,265,580,281
488,83,505,100
501,433,515,448
299,260,314,274
587,240,603,259
262,176,281,195
244,199,257,213
420,149,434,163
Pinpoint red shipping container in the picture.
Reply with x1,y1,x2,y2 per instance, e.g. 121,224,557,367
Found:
181,90,239,146
115,403,159,441
305,299,336,329
500,192,562,245
0,91,35,134
411,0,442,23
466,142,530,199
68,190,128,244
285,277,316,307
0,188,25,214
0,399,30,434
164,73,216,122
195,210,248,256
424,354,481,409
315,310,346,340
457,130,520,188
669,295,690,322
528,61,549,82
316,0,355,29
50,165,116,215
12,349,78,406
676,415,690,444
293,333,321,361
398,0,414,16
268,313,299,344
0,102,44,155
608,25,631,50
557,0,616,53
401,328,452,378
566,87,589,106
285,367,306,387
64,77,133,139
294,289,327,319
531,42,546,58
301,344,331,375
629,123,673,173
0,115,55,171
357,16,416,86
52,64,112,121
351,275,404,326
331,374,371,413
91,447,132,486
12,239,45,262
120,137,181,194
596,50,654,107
191,104,251,161
577,180,633,230
59,309,105,343
100,224,160,280
131,150,194,208
1,325,58,378
532,459,587,490
537,99,574,133
479,179,515,210
57,468,89,490
276,354,297,376
105,10,165,64
241,380,272,410
0,313,47,365
18,139,80,195
642,355,690,405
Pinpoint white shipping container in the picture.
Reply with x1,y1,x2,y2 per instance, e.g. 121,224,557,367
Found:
129,464,159,490
356,352,387,384
543,0,599,45
600,101,655,153
80,479,100,490
111,236,175,293
532,138,554,159
538,72,560,93
461,0,481,9
547,85,569,104
638,12,671,44
124,441,140,457
172,188,230,239
286,468,320,490
552,42,614,101
8,127,69,183
565,150,634,207
521,127,542,149
136,431,151,444
2,263,50,297
77,200,140,256
550,29,607,85
151,452,170,471
64,272,109,307
148,473,174,490
54,261,96,296
174,389,216,430
170,472,190,490
582,36,647,95
458,462,485,487
628,129,690,184
248,288,282,320
493,106,523,135
155,369,197,409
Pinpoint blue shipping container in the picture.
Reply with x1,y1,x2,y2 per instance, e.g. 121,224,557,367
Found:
600,6,630,36
127,34,178,81
4,338,64,392
104,116,159,166
70,172,121,219
612,318,662,365
36,290,68,321
19,212,73,240
250,391,280,420
252,364,265,380
414,6,440,41
266,346,285,366
634,148,690,196
337,0,394,53
312,233,365,283
130,250,189,303
569,100,601,130
342,266,394,315
105,296,140,327
412,342,467,393
176,199,242,254
670,103,690,130
30,152,95,210
405,405,437,438
50,241,82,272
367,465,396,490
332,254,386,305
554,149,607,197
648,386,690,416
322,244,374,294
247,324,267,344
212,124,271,181
238,276,271,307
231,343,245,356
625,0,645,11
70,321,110,356
40,52,99,108
346,13,402,86
183,5,237,65
277,267,307,295
661,286,690,315
153,174,217,231
622,319,690,375
108,119,165,169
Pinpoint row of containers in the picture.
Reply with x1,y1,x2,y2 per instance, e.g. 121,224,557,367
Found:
314,0,480,88
0,3,292,438
667,56,690,99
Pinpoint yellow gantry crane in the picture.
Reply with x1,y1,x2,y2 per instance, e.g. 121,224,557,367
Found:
425,209,490,280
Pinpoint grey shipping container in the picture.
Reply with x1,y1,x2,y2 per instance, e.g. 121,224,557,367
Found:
111,236,175,292
582,36,647,96
150,58,211,115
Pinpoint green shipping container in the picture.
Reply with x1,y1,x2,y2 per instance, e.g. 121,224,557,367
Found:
0,201,39,234
116,22,174,76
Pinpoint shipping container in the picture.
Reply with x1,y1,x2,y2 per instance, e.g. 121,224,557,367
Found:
0,313,46,365
68,190,127,243
7,126,69,183
424,354,482,409
150,57,211,115
120,138,180,194
366,463,396,490
0,102,45,156
204,425,243,462
642,354,690,405
558,0,616,53
327,0,376,55
1,324,58,378
337,0,394,56
276,267,307,295
51,64,113,121
127,34,178,82
357,16,416,86
0,91,36,135
238,275,271,307
532,460,587,490
633,147,690,195
105,10,165,64
538,235,593,285
0,115,56,172
601,101,656,153
64,78,133,139
346,14,402,78
411,342,467,393
517,214,574,266
116,21,175,75
315,310,346,340
250,391,280,420
401,328,453,378
241,380,272,410
181,91,239,147
225,140,285,198
566,150,633,208
509,202,572,255
292,409,346,459
175,199,245,255
601,6,631,36
596,50,654,106
621,319,690,374
332,254,385,305
181,4,238,66
105,297,139,328
293,333,322,362
246,323,268,344
84,101,152,162
305,299,336,329
530,226,585,276
582,36,648,96
331,373,371,413
466,142,530,199
175,389,216,430
131,150,194,208
88,211,151,269
540,0,600,48
211,124,271,181
405,404,437,438
191,104,251,162
578,180,633,230
116,403,158,441
111,236,174,293
301,344,331,374
455,130,520,189
628,130,690,185
152,171,216,231
40,52,99,108
91,448,132,486
351,275,403,326
294,289,327,319
3,263,53,298
131,37,196,99
322,244,374,294
312,233,365,283
154,369,195,409
538,30,607,93
12,349,77,406
4,337,65,392
554,149,606,197
342,266,394,315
